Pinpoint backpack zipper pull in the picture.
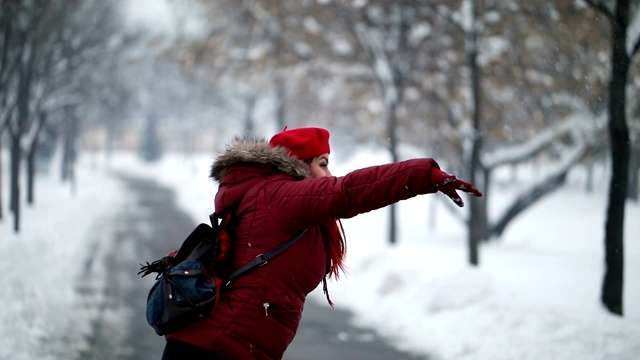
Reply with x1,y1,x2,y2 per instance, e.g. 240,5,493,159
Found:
263,302,270,316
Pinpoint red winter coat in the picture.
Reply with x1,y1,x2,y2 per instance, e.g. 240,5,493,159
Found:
166,139,441,359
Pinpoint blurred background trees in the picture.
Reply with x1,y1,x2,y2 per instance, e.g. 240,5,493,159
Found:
1,0,638,315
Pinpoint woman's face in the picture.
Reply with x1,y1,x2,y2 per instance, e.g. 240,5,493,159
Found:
309,153,332,178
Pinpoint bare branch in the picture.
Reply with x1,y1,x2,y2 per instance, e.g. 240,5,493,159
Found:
482,116,583,169
632,35,640,56
583,0,614,21
491,168,568,238
422,1,464,32
0,95,17,130
490,140,591,238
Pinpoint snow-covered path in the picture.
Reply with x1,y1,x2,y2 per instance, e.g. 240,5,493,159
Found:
76,173,192,359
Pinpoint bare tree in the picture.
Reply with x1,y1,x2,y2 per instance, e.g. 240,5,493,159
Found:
421,1,613,267
585,0,640,316
6,0,47,231
425,0,486,264
0,0,127,231
332,1,443,244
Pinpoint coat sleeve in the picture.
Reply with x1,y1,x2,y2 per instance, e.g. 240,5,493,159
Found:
263,158,441,231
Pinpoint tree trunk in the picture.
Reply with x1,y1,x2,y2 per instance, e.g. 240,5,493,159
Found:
466,0,485,266
275,79,286,131
61,115,78,192
387,99,399,245
601,0,631,317
61,140,70,182
26,137,37,204
9,36,36,232
586,161,594,194
244,95,256,137
628,144,639,200
26,111,46,204
10,133,20,232
479,168,490,236
0,135,3,220
10,54,32,232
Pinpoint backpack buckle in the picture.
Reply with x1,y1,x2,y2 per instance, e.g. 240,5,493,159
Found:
256,254,267,266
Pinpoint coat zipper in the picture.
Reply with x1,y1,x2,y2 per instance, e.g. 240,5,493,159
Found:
263,302,270,316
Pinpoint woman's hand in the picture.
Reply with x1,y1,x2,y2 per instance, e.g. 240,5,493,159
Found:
429,168,483,207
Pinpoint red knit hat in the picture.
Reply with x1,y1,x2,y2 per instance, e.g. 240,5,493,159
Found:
269,126,331,160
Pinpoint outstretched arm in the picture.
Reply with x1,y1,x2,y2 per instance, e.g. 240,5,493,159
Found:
264,159,482,230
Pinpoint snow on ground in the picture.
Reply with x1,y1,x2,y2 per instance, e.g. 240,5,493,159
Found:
1,149,639,359
0,155,127,359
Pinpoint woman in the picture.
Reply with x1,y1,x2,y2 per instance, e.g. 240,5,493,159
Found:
162,127,482,359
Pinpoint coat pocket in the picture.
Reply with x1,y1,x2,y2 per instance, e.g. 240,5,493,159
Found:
260,300,303,329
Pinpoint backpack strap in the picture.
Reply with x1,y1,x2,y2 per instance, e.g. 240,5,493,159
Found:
186,206,239,263
224,229,308,286
209,212,218,228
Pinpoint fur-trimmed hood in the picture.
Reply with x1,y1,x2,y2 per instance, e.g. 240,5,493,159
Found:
210,137,310,182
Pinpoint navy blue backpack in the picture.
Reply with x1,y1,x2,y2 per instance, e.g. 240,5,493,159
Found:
139,213,306,335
